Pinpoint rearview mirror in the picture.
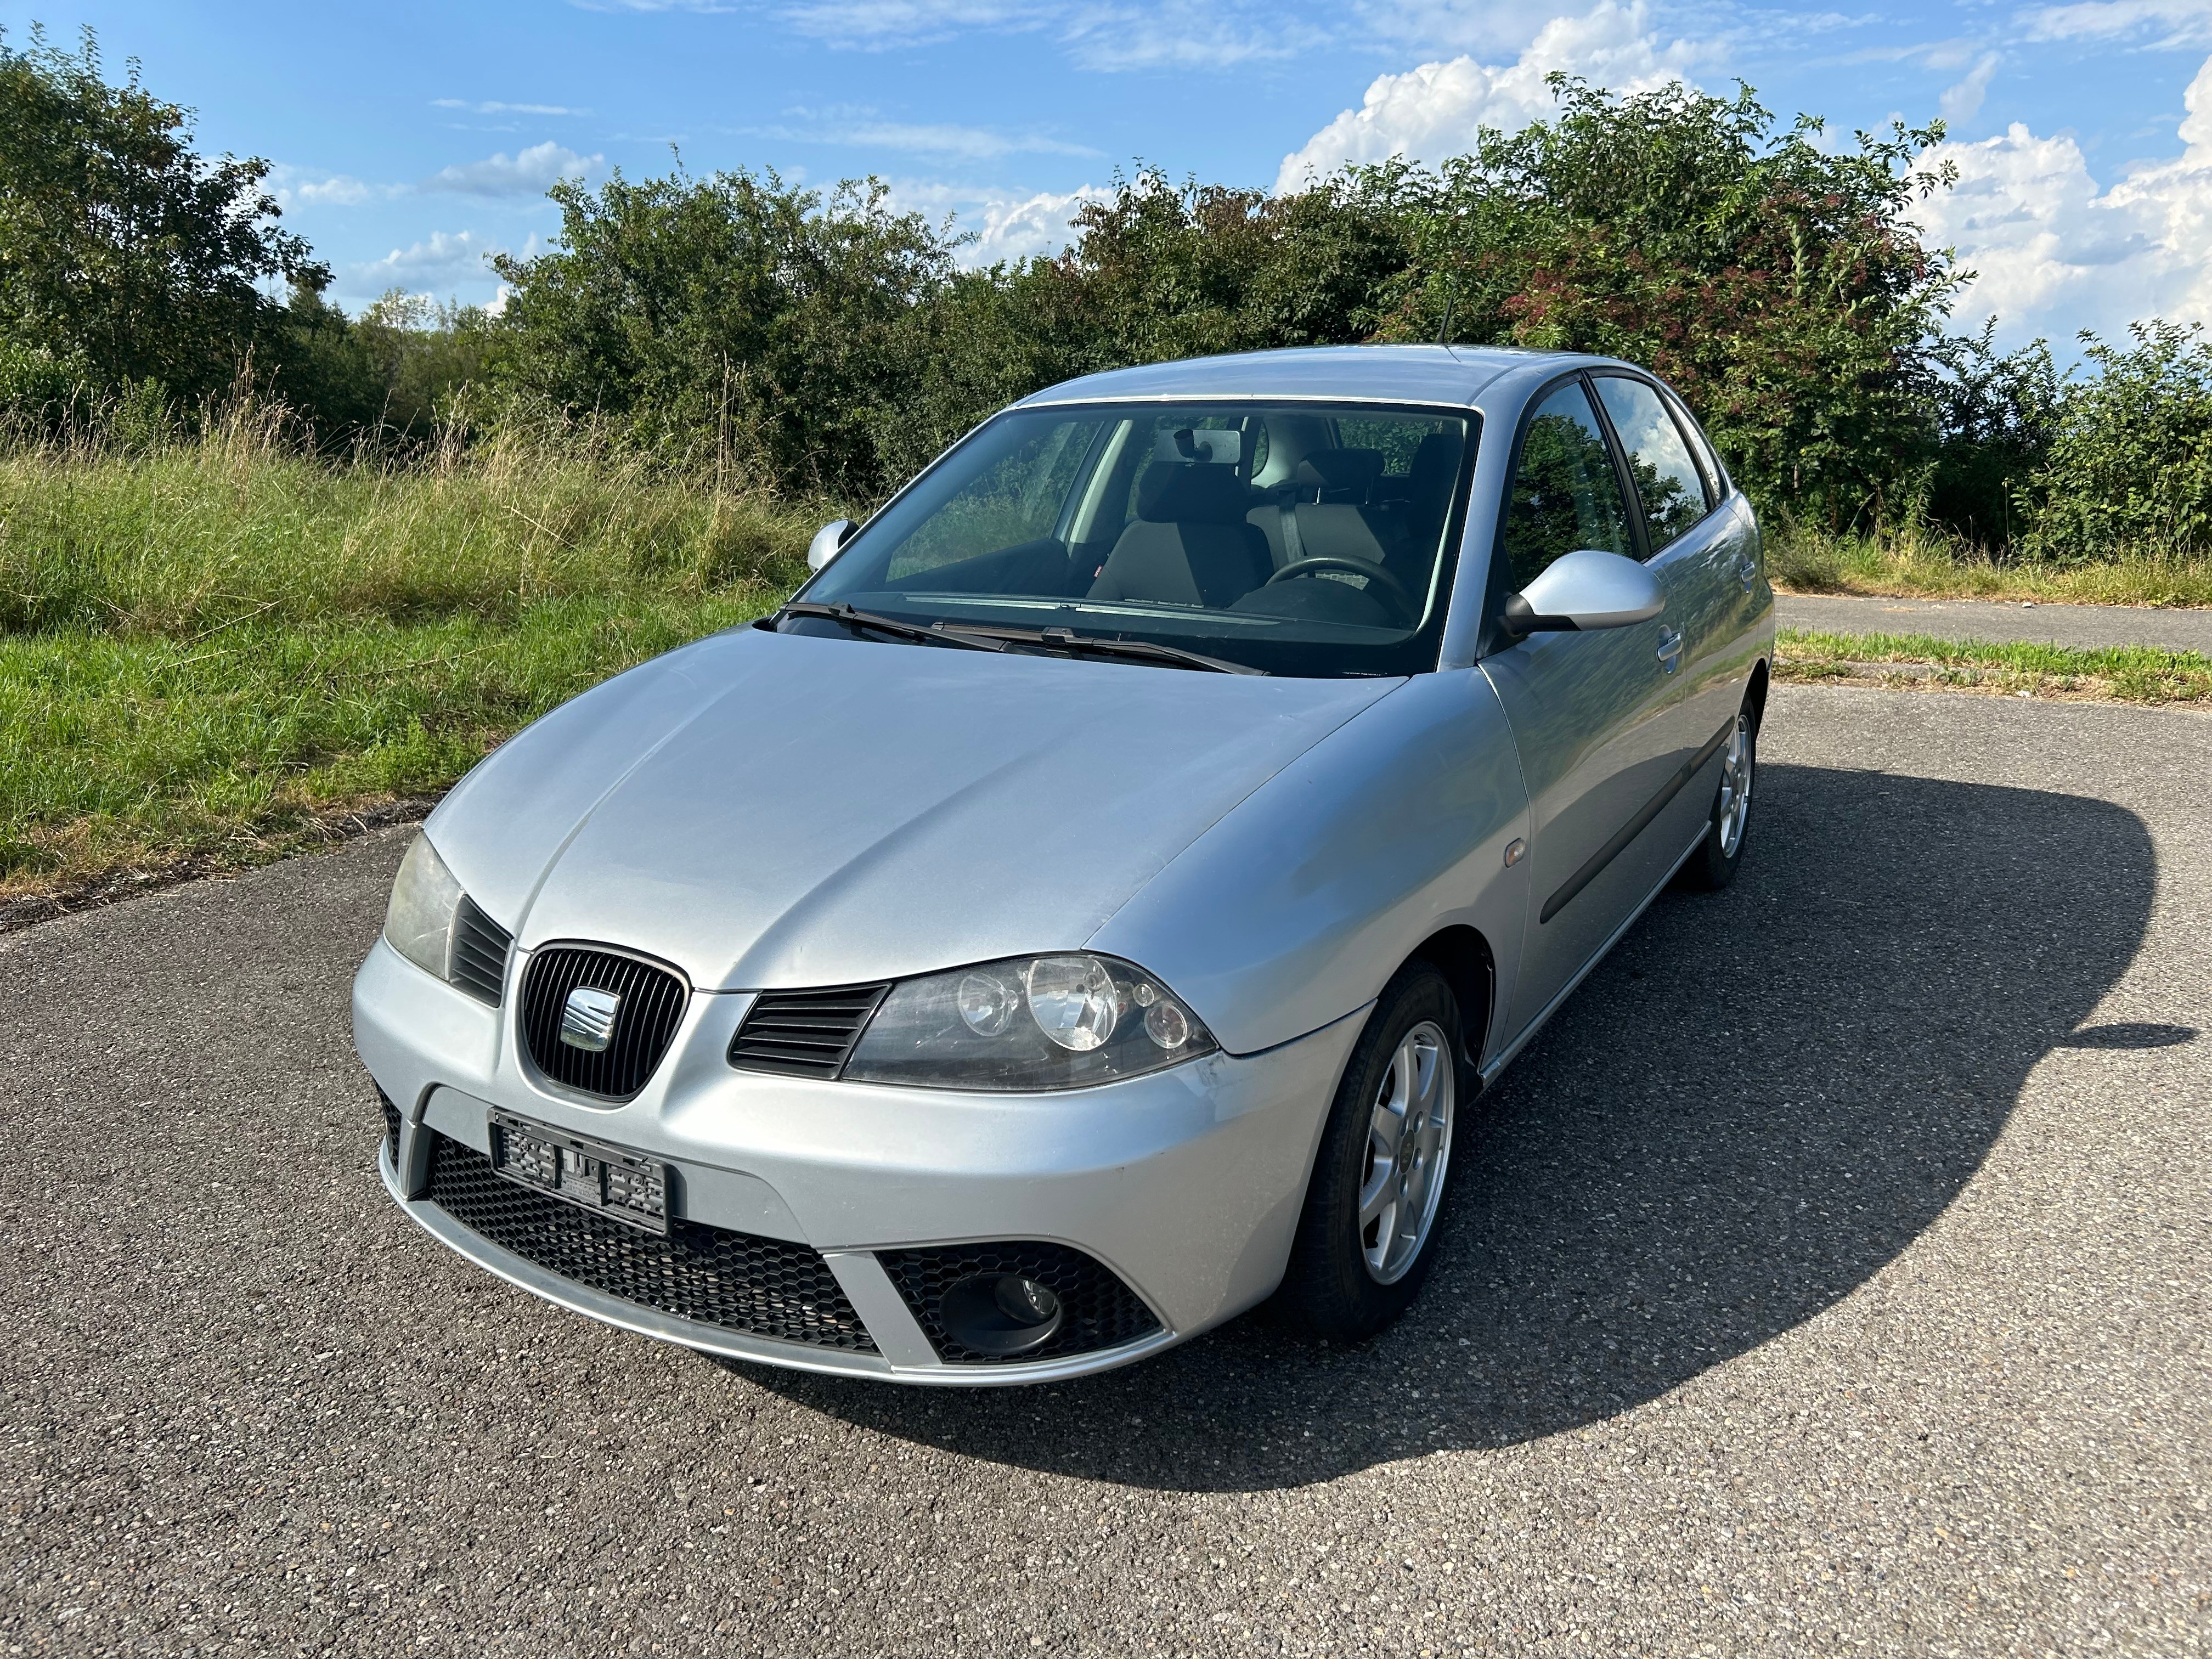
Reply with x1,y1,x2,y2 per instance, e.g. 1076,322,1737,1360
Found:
1500,549,1664,637
807,518,857,572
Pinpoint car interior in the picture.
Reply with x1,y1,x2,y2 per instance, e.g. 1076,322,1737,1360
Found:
880,407,1471,634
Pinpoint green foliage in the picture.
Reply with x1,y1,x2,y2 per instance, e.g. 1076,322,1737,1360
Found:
1918,320,2061,547
0,26,325,404
2019,321,2212,561
489,167,959,493
1373,78,1960,529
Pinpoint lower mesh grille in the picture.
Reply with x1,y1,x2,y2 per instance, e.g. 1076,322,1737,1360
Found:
424,1132,875,1352
378,1088,401,1163
879,1242,1159,1365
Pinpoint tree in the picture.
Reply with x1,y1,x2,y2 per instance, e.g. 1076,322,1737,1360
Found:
0,26,328,407
491,166,960,494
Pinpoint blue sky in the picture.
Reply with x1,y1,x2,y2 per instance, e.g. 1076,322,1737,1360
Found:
7,0,2212,346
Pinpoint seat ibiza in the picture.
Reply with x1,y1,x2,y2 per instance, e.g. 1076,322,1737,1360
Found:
354,344,1773,1383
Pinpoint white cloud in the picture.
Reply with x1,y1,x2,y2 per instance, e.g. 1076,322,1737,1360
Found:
881,178,1111,264
1940,50,2001,123
770,0,1037,43
1275,1,1703,191
267,165,394,208
744,108,1096,158
432,98,591,116
1060,6,1328,70
345,231,505,291
422,142,600,198
961,184,1114,262
1917,51,2212,342
1350,0,1611,55
2021,0,2212,46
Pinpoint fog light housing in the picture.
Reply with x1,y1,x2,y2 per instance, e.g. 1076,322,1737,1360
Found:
938,1273,1064,1356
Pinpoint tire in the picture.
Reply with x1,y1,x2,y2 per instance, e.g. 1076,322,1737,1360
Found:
1678,698,1758,892
1277,962,1464,1341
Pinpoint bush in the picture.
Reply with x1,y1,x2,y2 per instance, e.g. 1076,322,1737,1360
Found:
2019,321,2212,561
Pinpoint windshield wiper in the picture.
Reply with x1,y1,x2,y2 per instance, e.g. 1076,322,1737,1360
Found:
775,601,1008,654
935,623,1266,676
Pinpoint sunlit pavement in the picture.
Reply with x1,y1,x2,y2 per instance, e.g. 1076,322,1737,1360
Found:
3,684,2207,1657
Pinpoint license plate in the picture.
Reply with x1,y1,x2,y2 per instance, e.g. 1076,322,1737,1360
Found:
487,1109,672,1235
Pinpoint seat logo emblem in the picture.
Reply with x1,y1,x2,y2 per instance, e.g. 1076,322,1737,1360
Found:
560,986,622,1053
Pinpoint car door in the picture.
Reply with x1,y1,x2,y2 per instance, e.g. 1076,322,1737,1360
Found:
1589,373,1752,817
1479,376,1702,1041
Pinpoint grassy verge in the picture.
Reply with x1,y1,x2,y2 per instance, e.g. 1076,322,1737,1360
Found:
1776,628,2212,704
1,421,812,910
1768,524,2212,608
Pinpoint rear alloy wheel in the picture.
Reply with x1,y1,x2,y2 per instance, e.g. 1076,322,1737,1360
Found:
1277,962,1463,1340
1680,701,1757,891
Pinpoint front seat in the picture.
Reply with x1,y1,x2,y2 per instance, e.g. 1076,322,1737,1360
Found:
1088,461,1272,608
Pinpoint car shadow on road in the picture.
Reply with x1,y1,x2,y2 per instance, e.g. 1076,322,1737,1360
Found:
738,762,2158,1492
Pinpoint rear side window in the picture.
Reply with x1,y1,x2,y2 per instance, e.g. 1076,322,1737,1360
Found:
1661,387,1727,503
1499,380,1635,589
1592,375,1712,553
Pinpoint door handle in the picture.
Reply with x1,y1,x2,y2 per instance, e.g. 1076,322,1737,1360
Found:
1656,629,1684,672
1733,556,1758,591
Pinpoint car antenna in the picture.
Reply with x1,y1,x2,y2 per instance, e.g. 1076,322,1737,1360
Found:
1436,262,1458,347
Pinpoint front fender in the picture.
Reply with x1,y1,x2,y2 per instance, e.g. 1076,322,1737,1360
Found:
1088,668,1532,1058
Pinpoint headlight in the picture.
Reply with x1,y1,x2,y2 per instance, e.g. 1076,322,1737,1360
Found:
842,953,1216,1091
383,833,464,981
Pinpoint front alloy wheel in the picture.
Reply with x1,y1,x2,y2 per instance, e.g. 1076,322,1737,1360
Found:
1278,962,1464,1340
1358,1020,1454,1284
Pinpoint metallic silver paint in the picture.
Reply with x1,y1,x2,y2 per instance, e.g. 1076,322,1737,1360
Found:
1515,549,1667,629
351,343,1775,1384
806,518,854,572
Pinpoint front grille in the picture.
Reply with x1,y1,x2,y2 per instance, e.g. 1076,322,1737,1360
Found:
520,945,690,1101
451,898,512,1006
879,1242,1160,1365
424,1132,876,1352
378,1088,401,1161
729,983,891,1078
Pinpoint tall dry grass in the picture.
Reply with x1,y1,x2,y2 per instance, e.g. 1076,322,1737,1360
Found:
0,401,820,902
1767,518,2212,608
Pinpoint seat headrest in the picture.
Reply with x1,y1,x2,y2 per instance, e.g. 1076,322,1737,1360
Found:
1136,460,1250,525
1293,448,1385,499
1408,432,1459,497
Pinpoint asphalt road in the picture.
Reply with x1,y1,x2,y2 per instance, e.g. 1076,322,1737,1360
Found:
3,685,2208,1657
1776,592,2212,653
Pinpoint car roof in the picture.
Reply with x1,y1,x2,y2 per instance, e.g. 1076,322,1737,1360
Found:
1014,343,1618,411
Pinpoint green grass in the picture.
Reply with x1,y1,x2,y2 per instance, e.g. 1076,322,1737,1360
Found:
0,419,814,902
1776,628,2212,704
1768,523,2212,608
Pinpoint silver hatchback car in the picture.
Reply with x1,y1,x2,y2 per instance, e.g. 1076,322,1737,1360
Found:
354,344,1773,1384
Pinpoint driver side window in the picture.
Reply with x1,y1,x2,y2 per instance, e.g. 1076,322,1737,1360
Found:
1500,381,1634,590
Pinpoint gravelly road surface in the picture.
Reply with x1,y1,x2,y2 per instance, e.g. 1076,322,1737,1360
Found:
3,685,2208,1658
1776,592,2212,653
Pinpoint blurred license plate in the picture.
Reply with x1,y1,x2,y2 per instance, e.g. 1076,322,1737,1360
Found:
487,1109,670,1235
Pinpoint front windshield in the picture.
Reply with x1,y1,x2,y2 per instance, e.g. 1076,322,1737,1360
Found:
795,400,1477,678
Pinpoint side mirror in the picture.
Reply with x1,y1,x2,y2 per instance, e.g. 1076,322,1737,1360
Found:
1500,549,1664,637
806,518,857,572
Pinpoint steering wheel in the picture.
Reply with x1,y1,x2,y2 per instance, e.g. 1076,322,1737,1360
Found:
1264,555,1415,620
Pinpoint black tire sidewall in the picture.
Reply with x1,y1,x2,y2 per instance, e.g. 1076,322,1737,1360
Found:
1278,962,1466,1341
1684,704,1757,891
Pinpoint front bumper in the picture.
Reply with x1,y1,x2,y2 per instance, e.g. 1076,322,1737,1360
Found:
354,938,1365,1384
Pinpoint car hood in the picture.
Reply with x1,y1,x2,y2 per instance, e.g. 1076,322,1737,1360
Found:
429,625,1401,991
